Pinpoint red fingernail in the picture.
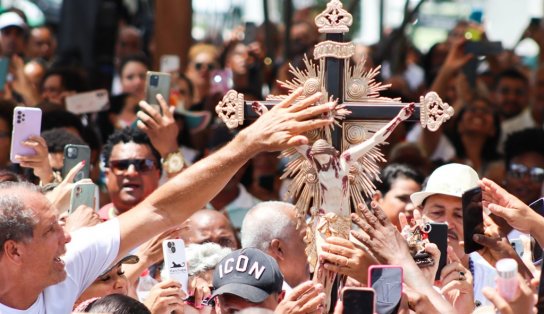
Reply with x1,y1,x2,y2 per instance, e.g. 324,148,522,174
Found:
81,160,86,166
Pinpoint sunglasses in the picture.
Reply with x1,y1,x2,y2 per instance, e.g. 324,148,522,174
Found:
194,62,216,71
108,159,157,174
507,163,544,183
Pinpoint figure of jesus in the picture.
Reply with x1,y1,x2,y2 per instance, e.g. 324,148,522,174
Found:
294,102,415,304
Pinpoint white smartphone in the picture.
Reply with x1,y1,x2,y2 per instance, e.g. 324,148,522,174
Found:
162,239,188,294
160,55,180,73
65,89,109,114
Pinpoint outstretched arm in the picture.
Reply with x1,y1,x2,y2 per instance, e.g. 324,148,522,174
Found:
116,88,333,260
344,103,415,162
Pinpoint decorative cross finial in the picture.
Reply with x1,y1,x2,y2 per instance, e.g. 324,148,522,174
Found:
314,0,353,34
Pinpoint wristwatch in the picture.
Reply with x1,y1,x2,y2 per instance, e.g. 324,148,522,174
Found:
161,151,185,174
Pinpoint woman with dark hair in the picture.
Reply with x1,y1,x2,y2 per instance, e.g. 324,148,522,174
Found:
448,96,502,175
82,294,151,314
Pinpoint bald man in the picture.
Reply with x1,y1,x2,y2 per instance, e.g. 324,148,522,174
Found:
240,201,309,290
182,209,239,250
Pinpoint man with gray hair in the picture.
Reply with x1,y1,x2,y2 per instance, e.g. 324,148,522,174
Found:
241,201,309,290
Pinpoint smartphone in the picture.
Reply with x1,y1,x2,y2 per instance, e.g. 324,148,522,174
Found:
145,71,171,114
10,107,42,163
462,186,485,254
160,55,180,73
62,144,91,182
69,182,98,214
210,69,232,95
538,261,544,312
65,89,109,114
342,287,375,314
162,239,189,294
510,238,524,257
427,222,448,281
464,41,503,56
0,57,9,91
244,22,258,45
368,265,402,314
530,198,544,261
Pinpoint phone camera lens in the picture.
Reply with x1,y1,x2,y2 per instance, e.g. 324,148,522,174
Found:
150,75,159,87
67,147,78,159
171,247,176,253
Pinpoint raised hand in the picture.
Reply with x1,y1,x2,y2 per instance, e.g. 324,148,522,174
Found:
319,236,377,284
143,279,186,314
239,88,333,152
482,274,537,314
274,281,326,314
15,135,54,184
137,94,179,158
439,246,474,314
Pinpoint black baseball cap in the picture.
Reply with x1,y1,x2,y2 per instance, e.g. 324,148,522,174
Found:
211,248,283,303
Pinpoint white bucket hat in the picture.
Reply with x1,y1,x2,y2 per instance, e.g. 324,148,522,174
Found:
410,163,479,207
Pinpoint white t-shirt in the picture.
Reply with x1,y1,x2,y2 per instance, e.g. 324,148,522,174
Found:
0,219,121,314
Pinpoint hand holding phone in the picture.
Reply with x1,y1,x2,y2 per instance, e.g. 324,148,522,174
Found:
162,239,189,294
10,107,42,163
145,71,171,114
462,186,484,254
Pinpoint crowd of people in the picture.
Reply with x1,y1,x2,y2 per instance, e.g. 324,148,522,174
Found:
1,3,544,314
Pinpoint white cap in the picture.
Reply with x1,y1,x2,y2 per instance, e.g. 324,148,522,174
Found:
0,12,27,31
410,163,479,207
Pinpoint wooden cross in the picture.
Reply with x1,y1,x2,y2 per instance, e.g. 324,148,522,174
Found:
216,2,453,153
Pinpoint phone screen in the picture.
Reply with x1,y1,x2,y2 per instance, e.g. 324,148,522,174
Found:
342,288,375,314
462,186,484,254
428,223,448,281
368,266,402,314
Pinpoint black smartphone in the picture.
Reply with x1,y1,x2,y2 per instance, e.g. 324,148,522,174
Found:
530,198,544,261
368,266,402,314
243,22,258,45
428,222,448,281
342,288,375,314
537,261,544,312
462,186,485,254
62,144,91,182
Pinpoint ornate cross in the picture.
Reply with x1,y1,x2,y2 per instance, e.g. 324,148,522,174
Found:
215,1,453,311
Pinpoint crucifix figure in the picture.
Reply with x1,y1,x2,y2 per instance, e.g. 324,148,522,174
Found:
215,0,454,311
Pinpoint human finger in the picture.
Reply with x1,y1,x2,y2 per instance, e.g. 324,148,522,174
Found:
440,279,470,295
137,108,160,130
275,87,303,109
482,287,513,314
473,233,500,250
289,117,333,135
285,135,309,147
63,161,85,183
156,94,172,118
413,208,423,225
424,243,440,261
293,100,335,121
351,212,376,238
296,283,322,304
287,91,322,113
319,251,349,268
360,203,381,229
299,292,326,312
285,281,314,301
370,201,390,226
399,212,409,230
441,267,466,285
326,236,355,248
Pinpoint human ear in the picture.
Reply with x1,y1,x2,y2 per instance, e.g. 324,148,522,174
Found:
3,240,24,264
269,239,284,260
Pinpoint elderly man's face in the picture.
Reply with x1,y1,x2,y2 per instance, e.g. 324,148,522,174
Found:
16,191,72,289
185,211,238,249
420,194,464,260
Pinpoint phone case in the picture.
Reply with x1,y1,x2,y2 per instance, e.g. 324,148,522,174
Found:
462,186,484,254
428,222,448,281
62,144,91,182
69,182,98,214
162,239,188,293
10,107,42,163
342,287,375,314
368,265,403,313
145,71,171,110
65,89,109,114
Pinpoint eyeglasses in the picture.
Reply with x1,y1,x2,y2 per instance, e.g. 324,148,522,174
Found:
194,62,216,71
507,163,544,183
108,159,157,174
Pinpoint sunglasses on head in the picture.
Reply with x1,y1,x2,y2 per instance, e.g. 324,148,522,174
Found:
508,163,544,183
194,62,216,71
108,159,157,174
